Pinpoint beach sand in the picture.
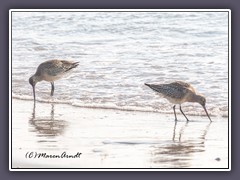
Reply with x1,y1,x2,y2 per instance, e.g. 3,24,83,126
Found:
11,99,229,169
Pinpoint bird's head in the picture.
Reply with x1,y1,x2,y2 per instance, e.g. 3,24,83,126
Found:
196,94,212,122
29,75,37,87
29,75,38,101
197,94,206,107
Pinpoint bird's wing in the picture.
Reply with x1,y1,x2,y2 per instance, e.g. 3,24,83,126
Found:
37,60,79,76
60,60,79,73
171,81,196,93
171,81,190,88
38,60,64,76
146,83,187,99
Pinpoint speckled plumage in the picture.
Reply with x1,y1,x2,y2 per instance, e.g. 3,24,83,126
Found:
145,81,196,104
34,60,79,81
145,81,211,122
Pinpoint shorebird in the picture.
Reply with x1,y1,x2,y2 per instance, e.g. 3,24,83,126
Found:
145,81,212,122
29,60,79,101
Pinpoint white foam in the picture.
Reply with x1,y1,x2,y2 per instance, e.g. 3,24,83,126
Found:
12,94,228,118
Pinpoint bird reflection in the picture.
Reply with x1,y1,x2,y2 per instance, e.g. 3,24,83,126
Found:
200,122,212,140
29,102,67,138
152,121,212,168
172,121,189,142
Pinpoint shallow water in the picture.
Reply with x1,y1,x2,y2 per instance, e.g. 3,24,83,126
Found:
11,11,229,117
12,99,228,168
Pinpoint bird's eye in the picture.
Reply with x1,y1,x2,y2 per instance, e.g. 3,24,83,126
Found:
202,97,206,104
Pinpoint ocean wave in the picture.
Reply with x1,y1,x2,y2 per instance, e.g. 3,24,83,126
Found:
12,94,228,118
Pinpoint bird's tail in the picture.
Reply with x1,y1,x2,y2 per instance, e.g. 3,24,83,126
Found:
144,83,151,87
72,62,79,68
144,83,162,93
66,62,79,72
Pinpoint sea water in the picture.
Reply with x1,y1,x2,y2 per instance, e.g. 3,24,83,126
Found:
11,11,229,117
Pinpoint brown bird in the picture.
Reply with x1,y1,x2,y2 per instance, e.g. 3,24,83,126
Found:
145,81,212,122
29,60,79,101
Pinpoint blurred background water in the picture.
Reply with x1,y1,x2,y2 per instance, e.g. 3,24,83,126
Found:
11,11,229,117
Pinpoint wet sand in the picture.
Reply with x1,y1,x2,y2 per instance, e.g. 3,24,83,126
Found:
11,99,229,169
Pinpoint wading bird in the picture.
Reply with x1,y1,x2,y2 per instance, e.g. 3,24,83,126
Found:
145,81,212,122
29,60,79,101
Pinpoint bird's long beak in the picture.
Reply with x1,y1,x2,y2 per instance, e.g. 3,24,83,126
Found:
202,105,212,122
32,85,36,102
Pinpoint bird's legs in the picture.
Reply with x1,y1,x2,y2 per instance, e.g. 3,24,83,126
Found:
179,105,189,121
51,82,54,96
173,105,177,121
